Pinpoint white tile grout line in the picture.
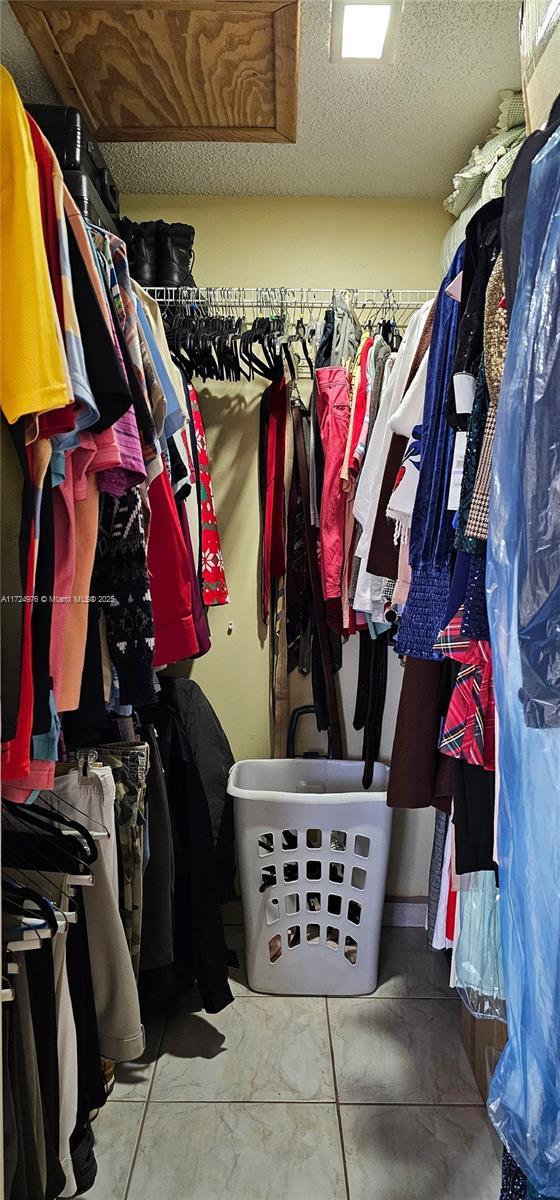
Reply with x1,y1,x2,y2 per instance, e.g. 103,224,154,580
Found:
324,997,351,1200
111,1098,486,1106
122,1015,168,1200
220,992,458,1002
132,1099,486,1107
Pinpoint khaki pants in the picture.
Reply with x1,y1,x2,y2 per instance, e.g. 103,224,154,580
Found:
52,770,144,1063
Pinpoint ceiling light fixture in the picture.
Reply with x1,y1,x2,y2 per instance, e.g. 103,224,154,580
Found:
330,0,403,63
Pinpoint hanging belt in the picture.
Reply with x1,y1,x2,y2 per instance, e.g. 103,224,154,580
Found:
271,393,294,758
291,390,344,759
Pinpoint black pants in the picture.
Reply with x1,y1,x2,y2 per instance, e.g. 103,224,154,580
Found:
452,759,497,875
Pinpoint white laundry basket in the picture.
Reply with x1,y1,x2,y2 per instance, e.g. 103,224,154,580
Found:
229,759,392,996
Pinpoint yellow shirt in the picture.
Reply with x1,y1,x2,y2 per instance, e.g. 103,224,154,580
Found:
0,66,69,424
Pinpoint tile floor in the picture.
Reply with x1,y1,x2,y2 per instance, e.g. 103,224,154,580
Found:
81,914,502,1200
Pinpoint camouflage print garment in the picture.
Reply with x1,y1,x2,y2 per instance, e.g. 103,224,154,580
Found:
97,743,149,977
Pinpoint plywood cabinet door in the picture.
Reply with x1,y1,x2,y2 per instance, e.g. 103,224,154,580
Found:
10,0,300,142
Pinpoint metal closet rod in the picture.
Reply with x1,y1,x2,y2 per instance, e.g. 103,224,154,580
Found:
143,285,436,308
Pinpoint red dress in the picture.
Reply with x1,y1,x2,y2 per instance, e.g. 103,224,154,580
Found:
189,387,229,607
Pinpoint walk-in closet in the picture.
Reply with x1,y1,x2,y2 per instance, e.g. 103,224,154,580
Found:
0,1,559,1197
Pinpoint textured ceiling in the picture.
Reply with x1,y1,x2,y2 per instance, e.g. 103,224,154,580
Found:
1,0,522,197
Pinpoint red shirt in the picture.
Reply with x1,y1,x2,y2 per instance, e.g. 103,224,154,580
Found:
348,337,374,470
2,446,35,782
148,468,199,667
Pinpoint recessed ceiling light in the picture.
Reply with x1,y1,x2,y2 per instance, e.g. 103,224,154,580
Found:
330,1,403,63
342,4,391,57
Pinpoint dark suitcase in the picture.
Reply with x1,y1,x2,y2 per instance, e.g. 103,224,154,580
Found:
26,103,119,222
64,171,119,235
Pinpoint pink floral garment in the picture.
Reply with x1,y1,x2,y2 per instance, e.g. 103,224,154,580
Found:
188,387,229,606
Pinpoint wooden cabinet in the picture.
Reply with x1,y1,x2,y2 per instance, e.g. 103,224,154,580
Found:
10,0,300,142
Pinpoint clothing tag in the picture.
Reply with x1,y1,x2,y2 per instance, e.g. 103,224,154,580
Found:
445,271,463,302
448,431,468,510
453,372,476,415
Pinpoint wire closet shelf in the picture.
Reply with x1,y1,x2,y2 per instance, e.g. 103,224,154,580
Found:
143,286,436,325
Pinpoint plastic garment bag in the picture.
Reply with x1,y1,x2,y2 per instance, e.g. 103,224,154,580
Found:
454,870,505,1021
486,129,560,1195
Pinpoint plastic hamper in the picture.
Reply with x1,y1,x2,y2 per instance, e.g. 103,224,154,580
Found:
229,759,392,996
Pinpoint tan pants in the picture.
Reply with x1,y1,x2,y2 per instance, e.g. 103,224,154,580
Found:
52,769,145,1063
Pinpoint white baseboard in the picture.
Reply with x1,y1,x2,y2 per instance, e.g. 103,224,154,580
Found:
383,900,427,928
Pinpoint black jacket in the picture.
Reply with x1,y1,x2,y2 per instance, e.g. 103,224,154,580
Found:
159,677,236,902
142,698,234,1015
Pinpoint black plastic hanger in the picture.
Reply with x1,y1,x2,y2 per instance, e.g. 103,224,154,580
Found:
2,878,60,937
2,802,97,873
31,801,98,862
3,860,77,920
39,786,110,838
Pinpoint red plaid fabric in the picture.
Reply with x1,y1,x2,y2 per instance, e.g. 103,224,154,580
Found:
434,607,495,770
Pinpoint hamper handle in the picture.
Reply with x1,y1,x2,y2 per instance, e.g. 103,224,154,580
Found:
287,705,333,759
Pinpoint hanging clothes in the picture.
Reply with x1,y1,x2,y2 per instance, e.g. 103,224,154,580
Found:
0,67,69,427
453,870,505,1019
386,656,453,812
314,365,352,605
353,299,434,617
188,385,229,607
486,128,560,1194
158,677,236,903
139,698,234,1015
1,67,235,1191
465,252,508,540
259,374,289,622
395,245,464,659
434,608,495,771
147,467,199,667
500,94,560,320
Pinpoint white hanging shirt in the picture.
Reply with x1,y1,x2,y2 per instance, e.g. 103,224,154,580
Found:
352,299,435,613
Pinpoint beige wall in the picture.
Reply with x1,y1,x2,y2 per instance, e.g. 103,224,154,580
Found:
122,195,450,290
125,193,450,896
